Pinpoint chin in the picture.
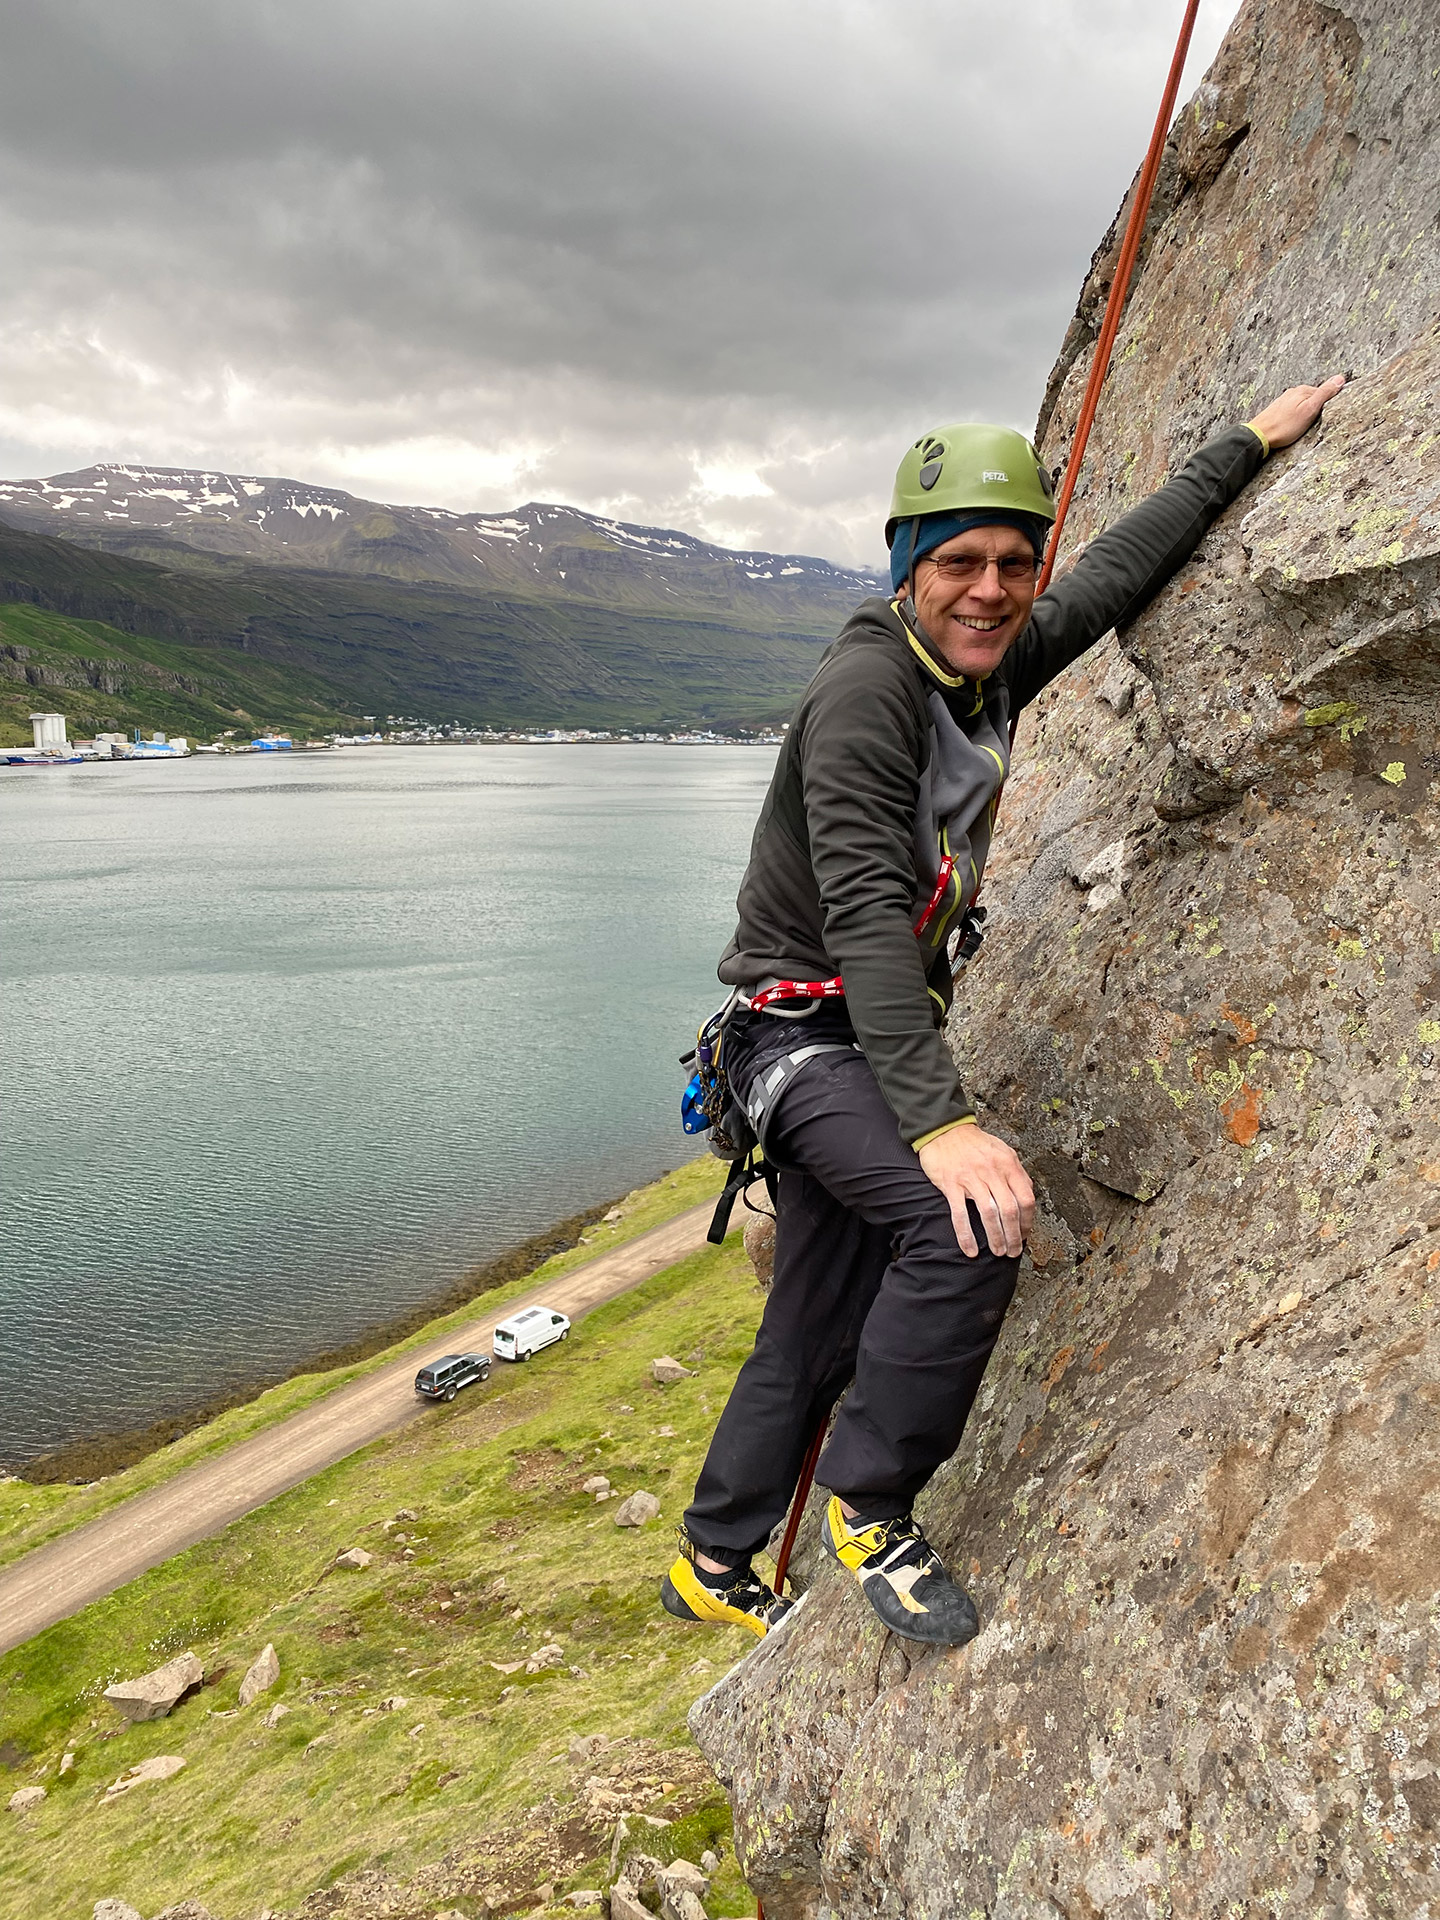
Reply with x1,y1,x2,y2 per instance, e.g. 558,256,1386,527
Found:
945,632,1014,678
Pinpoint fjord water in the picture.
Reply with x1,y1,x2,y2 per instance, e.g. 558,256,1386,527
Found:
0,745,775,1466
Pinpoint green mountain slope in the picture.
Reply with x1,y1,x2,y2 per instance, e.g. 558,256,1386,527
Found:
0,513,842,733
0,602,362,744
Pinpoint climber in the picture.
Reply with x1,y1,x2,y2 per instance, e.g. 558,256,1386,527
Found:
660,375,1346,1646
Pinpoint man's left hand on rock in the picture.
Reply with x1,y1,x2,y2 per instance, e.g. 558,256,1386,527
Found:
917,1123,1034,1259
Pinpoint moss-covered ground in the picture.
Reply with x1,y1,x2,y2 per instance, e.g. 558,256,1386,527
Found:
0,1161,769,1919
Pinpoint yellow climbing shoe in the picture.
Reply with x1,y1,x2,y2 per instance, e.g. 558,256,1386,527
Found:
660,1547,792,1639
821,1496,979,1646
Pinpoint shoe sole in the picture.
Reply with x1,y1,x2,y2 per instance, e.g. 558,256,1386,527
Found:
660,1561,770,1639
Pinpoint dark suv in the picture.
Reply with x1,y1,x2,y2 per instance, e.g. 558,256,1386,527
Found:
414,1352,491,1403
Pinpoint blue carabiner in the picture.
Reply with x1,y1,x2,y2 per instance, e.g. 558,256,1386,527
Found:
680,1069,712,1135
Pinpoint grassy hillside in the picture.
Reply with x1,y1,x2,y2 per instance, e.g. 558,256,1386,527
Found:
0,516,837,733
0,601,361,746
0,1160,774,1919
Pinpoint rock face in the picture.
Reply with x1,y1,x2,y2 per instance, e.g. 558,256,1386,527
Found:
690,3,1440,1915
103,1650,203,1723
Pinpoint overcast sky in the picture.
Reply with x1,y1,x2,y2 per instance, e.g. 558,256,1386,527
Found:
0,0,1241,565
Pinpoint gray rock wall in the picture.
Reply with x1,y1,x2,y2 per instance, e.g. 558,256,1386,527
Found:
690,2,1440,1914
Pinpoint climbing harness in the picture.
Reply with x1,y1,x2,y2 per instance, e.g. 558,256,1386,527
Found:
750,13,1201,1907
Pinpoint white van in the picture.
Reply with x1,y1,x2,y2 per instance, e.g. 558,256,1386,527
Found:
493,1305,571,1362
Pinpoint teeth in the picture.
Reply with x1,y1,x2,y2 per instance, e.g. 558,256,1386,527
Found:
957,618,1003,630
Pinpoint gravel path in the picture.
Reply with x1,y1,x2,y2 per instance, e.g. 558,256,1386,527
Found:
0,1202,714,1654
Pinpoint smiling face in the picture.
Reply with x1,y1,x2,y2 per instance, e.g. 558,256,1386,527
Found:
906,524,1040,678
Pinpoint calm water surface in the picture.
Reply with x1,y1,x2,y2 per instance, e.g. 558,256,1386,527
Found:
0,745,774,1465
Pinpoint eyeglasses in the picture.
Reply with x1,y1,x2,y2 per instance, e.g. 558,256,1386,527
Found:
921,553,1039,585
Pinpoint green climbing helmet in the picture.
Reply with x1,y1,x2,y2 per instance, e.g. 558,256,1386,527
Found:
885,422,1056,548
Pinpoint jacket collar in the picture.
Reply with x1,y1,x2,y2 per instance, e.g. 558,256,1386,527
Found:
888,596,987,713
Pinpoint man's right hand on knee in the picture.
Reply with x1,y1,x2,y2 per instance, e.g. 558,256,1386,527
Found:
917,1123,1034,1258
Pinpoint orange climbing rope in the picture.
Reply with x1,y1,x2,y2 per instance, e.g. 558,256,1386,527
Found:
1037,0,1201,592
751,13,1200,1914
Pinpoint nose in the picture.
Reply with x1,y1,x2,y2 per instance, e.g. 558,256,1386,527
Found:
966,560,1010,605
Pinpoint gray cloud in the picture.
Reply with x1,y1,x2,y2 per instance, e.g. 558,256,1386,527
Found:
0,0,1241,564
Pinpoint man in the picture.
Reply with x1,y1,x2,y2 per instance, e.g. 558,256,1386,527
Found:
663,377,1345,1646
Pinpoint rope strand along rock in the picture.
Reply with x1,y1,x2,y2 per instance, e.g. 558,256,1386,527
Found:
691,2,1440,1913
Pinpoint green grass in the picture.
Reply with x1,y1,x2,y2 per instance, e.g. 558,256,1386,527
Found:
0,1155,727,1570
0,1198,768,1919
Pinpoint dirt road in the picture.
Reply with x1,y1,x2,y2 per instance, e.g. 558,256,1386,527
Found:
0,1202,716,1655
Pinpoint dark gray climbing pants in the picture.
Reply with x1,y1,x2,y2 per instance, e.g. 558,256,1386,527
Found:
683,1007,1019,1566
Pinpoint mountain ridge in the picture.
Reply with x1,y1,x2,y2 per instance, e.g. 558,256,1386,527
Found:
0,462,885,626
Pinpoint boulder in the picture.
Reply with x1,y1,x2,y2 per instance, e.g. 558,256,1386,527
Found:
690,4,1440,1916
333,1546,371,1570
658,1857,711,1920
611,1490,661,1528
649,1356,693,1384
7,1785,45,1812
102,1651,203,1723
582,1473,611,1494
58,1751,75,1775
237,1642,279,1706
658,1859,707,1897
152,1905,219,1920
262,1702,290,1729
525,1642,566,1672
105,1755,186,1796
92,1903,142,1920
660,1893,708,1920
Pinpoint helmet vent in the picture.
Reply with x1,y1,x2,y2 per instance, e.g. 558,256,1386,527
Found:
918,460,943,490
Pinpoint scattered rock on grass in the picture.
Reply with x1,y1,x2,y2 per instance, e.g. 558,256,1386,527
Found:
7,1785,45,1812
526,1642,565,1673
334,1547,372,1570
377,1694,408,1712
700,1849,719,1873
105,1755,186,1796
613,1490,661,1528
650,1356,693,1384
153,1904,220,1920
238,1642,280,1706
93,1902,142,1920
565,1895,604,1910
582,1474,611,1495
59,1751,75,1775
103,1651,203,1723
263,1704,290,1729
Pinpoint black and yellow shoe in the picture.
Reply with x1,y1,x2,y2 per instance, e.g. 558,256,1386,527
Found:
821,1496,979,1646
660,1537,793,1639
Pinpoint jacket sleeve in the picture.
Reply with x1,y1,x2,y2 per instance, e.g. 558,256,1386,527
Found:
1003,423,1267,711
799,646,975,1144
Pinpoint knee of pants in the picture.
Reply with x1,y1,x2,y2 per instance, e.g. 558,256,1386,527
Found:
862,1255,1018,1366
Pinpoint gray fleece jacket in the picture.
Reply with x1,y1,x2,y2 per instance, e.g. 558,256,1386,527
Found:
717,423,1267,1145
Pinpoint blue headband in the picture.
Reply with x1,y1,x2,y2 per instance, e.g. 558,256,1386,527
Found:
889,508,1049,594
